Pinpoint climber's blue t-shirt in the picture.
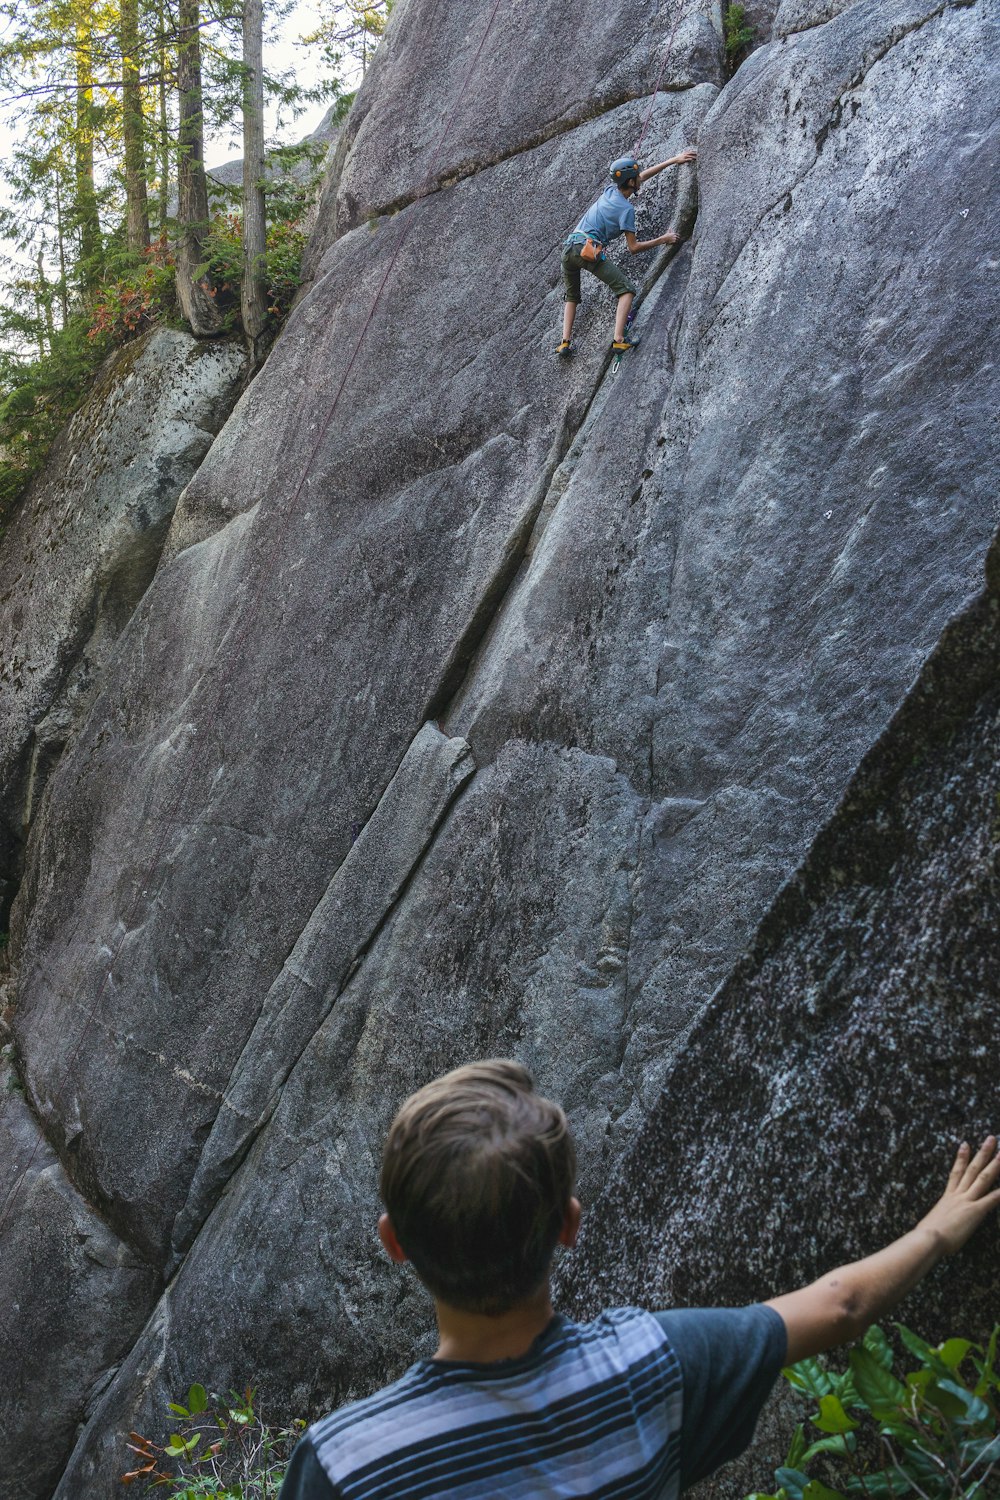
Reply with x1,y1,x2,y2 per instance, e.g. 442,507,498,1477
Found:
278,1303,786,1499
573,185,637,246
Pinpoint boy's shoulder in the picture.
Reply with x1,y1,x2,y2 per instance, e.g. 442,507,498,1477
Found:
304,1309,680,1492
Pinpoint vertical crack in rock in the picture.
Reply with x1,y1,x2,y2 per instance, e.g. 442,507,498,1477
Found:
11,0,1000,1489
433,242,695,735
169,721,475,1264
0,1053,161,1500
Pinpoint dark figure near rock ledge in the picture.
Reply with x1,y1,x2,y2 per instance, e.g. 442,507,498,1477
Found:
556,150,697,358
279,1060,1000,1499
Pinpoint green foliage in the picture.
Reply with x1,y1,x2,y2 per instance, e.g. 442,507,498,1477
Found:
724,3,755,62
0,239,179,516
746,1323,1000,1500
199,199,308,329
122,1383,304,1496
86,238,178,347
0,322,101,514
301,0,393,80
0,0,369,513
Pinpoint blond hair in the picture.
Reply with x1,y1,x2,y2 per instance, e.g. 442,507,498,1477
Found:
380,1060,576,1314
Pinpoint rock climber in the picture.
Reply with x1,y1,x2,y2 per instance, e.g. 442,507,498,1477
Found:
556,150,697,358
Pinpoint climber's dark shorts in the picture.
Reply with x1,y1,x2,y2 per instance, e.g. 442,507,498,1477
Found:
561,243,636,303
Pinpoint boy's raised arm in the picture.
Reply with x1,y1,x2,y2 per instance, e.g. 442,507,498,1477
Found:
638,150,697,182
766,1136,1000,1364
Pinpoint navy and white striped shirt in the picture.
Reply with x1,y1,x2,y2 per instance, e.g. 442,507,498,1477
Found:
280,1305,786,1499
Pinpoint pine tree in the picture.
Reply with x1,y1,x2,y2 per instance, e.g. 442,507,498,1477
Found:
174,0,221,332
241,0,268,359
120,0,151,254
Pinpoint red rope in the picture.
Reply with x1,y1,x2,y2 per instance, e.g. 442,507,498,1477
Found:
0,0,506,1246
633,0,688,157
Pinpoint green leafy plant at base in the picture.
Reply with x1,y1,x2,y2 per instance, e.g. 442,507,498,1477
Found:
122,1383,304,1497
746,1323,1000,1500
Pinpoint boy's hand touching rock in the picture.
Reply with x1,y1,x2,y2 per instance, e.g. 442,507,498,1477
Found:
917,1135,1000,1255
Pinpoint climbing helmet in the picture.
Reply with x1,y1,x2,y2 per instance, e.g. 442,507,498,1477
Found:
609,156,641,190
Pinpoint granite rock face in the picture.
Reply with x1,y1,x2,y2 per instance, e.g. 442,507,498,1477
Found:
12,76,713,1272
301,0,721,268
2,0,998,1494
561,532,1000,1494
0,331,246,925
0,1057,159,1500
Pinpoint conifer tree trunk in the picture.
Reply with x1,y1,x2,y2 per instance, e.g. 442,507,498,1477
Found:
74,19,101,286
121,0,151,255
54,178,69,325
36,248,55,351
157,0,170,234
241,0,268,361
176,0,221,334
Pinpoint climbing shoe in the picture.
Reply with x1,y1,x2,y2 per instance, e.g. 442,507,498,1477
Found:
611,334,640,353
555,339,574,358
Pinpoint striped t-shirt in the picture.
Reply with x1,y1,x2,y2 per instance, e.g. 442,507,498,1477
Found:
279,1304,785,1499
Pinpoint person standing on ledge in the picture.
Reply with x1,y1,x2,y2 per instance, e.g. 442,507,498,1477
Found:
556,150,697,358
279,1060,1000,1500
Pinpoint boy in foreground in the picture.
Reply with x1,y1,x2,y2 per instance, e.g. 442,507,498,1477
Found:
280,1060,1000,1499
556,152,697,358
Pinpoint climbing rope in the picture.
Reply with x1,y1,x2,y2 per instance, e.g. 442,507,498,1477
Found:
0,0,506,1246
633,0,689,157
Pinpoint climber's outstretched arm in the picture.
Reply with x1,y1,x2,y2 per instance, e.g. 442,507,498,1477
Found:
766,1136,1000,1363
638,149,697,182
623,229,681,254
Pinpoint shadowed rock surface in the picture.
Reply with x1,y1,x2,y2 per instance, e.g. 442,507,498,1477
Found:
1,0,997,1494
0,1058,159,1500
0,332,246,926
560,528,1000,1494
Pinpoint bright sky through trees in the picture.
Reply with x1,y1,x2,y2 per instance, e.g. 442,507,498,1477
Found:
0,0,388,504
0,0,332,254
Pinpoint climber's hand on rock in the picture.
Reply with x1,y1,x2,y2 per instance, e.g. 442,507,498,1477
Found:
675,149,697,163
917,1136,1000,1255
661,232,681,245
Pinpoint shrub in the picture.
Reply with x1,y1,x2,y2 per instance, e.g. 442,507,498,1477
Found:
746,1324,1000,1500
86,238,177,349
0,239,179,519
0,325,100,516
199,210,308,331
724,3,755,66
122,1383,304,1497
